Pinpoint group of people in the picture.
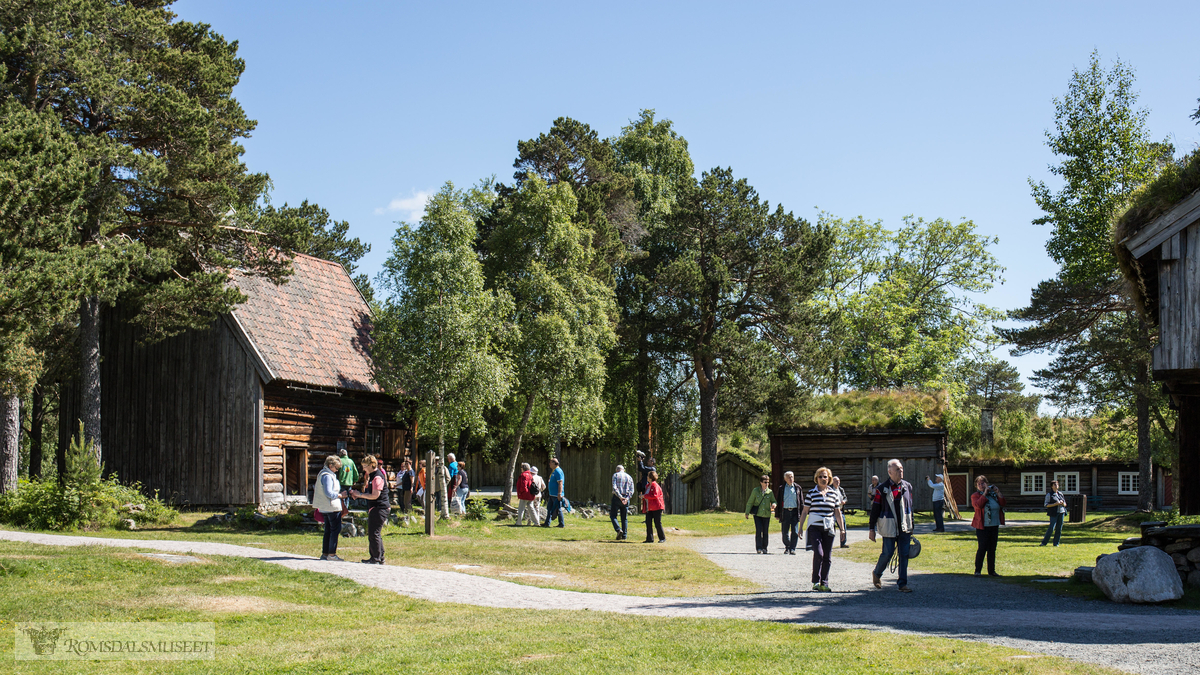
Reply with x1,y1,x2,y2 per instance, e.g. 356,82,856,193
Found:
607,451,666,543
314,451,391,564
515,458,566,527
744,459,1071,593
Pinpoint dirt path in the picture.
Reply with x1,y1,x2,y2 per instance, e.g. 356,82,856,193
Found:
2,527,1197,674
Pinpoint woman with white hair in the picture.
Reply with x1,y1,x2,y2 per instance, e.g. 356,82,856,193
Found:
314,454,348,561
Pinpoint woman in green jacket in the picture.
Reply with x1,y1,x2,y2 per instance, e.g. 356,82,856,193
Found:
745,475,777,554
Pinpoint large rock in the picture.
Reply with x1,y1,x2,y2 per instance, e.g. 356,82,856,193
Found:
1187,547,1200,563
1189,569,1200,588
1093,547,1184,603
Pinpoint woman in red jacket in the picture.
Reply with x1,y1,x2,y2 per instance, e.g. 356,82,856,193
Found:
642,470,666,543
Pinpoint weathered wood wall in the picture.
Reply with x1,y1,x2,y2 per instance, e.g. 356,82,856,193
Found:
683,456,764,514
261,383,404,499
452,443,631,505
1154,224,1200,372
60,314,260,505
770,431,946,512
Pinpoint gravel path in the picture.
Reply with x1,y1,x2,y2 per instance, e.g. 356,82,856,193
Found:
2,526,1198,674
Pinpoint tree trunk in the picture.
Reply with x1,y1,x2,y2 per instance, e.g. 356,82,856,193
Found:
501,391,536,505
1136,320,1154,512
437,411,449,520
425,449,435,535
29,384,43,479
1,392,19,493
636,327,651,457
80,295,102,464
1178,396,1199,516
696,354,719,510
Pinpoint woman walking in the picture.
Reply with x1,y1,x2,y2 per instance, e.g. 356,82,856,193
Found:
970,474,1005,577
801,467,843,592
314,455,348,561
1042,480,1067,547
745,475,777,554
351,455,390,565
641,470,666,543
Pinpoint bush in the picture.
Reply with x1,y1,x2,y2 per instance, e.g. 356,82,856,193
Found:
464,497,489,521
0,427,177,531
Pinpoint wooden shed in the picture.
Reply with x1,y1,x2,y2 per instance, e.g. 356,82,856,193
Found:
1118,185,1200,514
679,450,768,514
60,253,412,506
946,460,1173,512
769,429,949,512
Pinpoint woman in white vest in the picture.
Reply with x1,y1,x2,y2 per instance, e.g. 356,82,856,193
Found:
314,455,347,561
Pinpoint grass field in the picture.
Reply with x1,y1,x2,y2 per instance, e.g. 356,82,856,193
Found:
0,541,1123,675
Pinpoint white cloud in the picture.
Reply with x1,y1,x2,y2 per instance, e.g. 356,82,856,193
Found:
374,190,432,221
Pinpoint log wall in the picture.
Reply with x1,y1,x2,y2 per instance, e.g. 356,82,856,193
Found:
948,462,1144,510
1155,223,1200,372
770,431,946,511
261,383,405,499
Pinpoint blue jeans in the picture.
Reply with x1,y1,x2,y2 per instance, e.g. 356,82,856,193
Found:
1042,511,1064,546
321,511,342,556
610,496,628,534
873,531,911,587
547,496,565,526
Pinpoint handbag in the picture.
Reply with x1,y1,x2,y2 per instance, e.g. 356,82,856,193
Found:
908,535,921,559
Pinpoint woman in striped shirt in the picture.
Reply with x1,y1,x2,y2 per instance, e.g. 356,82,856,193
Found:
801,467,843,592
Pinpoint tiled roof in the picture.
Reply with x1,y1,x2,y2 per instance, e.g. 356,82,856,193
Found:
228,253,380,392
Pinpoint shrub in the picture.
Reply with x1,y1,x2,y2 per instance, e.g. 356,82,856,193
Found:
0,427,177,531
464,497,489,521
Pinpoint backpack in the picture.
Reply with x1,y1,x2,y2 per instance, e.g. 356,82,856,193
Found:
528,477,541,496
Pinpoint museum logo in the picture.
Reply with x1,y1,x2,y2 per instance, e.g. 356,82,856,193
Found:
15,622,216,661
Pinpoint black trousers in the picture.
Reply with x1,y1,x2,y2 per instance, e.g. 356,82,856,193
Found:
932,499,945,531
610,496,629,534
321,511,342,556
807,525,834,585
779,507,799,550
753,515,771,551
645,509,665,541
975,525,999,574
368,506,389,563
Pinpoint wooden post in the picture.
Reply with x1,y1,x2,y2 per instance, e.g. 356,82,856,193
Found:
1178,397,1199,516
425,450,435,535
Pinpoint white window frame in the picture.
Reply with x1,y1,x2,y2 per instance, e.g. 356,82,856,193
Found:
1021,472,1046,495
1053,472,1080,494
1118,472,1139,495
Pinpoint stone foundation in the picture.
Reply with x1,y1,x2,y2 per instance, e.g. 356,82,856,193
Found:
1116,522,1200,588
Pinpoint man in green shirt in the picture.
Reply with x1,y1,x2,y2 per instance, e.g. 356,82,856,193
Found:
336,449,360,495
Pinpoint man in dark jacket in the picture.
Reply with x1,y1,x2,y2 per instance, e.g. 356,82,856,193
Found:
868,458,915,592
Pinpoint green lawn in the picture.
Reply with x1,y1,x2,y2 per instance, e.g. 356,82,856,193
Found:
2,510,762,597
0,541,1122,674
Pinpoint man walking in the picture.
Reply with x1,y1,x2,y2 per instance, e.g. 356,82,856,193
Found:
868,459,915,592
778,471,802,554
543,458,565,528
610,464,634,540
516,463,541,526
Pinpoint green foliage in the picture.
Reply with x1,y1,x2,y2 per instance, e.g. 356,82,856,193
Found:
729,431,744,449
375,181,513,452
812,214,1004,391
0,429,176,530
463,497,489,521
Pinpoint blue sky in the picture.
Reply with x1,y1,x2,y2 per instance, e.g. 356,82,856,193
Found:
175,0,1200,404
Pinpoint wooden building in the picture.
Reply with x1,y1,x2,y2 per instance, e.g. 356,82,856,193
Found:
1118,185,1200,514
769,429,949,512
945,460,1173,512
677,450,768,514
60,253,411,506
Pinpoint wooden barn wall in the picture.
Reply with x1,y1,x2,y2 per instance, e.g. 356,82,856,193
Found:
684,459,763,514
773,434,944,512
261,384,404,499
59,315,260,506
948,463,1142,510
1154,222,1200,372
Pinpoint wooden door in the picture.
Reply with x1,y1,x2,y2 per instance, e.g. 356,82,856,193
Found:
949,473,970,508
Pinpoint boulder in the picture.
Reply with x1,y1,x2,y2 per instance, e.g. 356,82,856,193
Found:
1164,540,1195,553
1171,552,1189,567
1093,547,1184,604
1121,536,1143,548
1189,569,1200,588
1187,547,1200,563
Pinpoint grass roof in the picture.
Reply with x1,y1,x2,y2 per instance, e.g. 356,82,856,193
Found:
776,389,948,432
681,447,770,481
1115,148,1200,320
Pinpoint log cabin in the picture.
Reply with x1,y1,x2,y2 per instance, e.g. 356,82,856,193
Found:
944,460,1173,513
59,253,413,506
1117,171,1200,515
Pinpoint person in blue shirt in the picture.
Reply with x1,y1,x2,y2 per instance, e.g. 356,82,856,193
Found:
542,458,566,528
447,453,459,480
926,473,946,532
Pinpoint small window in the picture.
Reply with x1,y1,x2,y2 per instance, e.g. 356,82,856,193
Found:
1021,472,1045,495
365,428,383,457
1118,472,1139,495
1053,472,1079,494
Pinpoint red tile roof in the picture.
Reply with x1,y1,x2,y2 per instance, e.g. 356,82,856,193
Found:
228,253,381,392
